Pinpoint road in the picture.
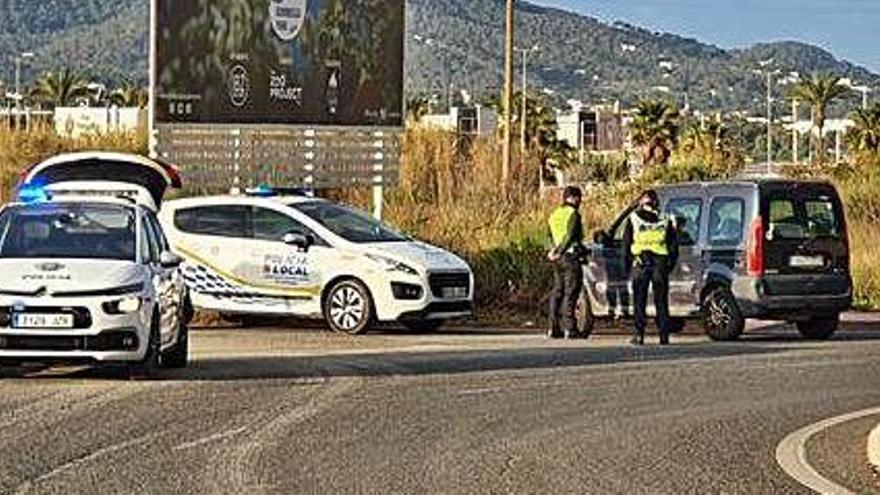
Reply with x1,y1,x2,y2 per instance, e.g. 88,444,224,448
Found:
2,319,880,494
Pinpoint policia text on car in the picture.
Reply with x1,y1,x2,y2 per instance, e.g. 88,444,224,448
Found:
622,190,679,346
547,186,588,339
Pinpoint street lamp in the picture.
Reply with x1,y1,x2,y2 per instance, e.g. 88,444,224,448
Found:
754,59,781,172
515,44,539,158
839,78,872,110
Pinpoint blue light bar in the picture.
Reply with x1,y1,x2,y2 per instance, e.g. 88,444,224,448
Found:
245,185,277,197
17,183,49,203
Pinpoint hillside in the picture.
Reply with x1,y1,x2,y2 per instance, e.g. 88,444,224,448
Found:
1,0,876,112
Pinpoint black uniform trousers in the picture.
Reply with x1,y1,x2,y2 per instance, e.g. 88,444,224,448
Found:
632,253,671,339
549,254,583,336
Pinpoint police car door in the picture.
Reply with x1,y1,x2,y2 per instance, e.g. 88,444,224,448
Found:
246,206,329,315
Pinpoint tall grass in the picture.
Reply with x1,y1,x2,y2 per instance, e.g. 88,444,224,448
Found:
2,125,880,320
0,126,147,201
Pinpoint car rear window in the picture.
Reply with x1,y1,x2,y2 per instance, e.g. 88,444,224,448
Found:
765,190,843,241
174,205,250,238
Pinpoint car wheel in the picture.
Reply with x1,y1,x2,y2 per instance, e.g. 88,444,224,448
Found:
324,279,373,335
161,307,189,369
575,289,595,339
402,320,444,333
129,311,161,378
667,318,686,334
797,316,839,340
701,287,744,341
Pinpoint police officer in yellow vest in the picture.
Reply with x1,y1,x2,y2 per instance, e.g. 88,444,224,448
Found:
622,189,679,345
547,186,587,339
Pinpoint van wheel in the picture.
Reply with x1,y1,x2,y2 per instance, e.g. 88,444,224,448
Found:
797,316,839,340
701,287,744,341
667,318,686,334
324,279,373,335
575,289,595,338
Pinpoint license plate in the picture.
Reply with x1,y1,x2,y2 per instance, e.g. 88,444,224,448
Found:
12,313,74,329
789,255,825,268
441,287,468,299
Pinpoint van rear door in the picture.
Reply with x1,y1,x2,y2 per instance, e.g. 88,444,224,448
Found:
760,182,850,296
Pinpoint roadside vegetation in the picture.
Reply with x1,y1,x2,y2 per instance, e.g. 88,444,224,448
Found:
2,84,880,322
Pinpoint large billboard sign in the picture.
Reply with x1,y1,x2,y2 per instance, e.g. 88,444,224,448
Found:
154,0,404,127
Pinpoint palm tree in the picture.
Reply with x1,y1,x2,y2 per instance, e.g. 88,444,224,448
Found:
788,73,850,163
849,103,880,155
630,98,680,167
406,95,431,122
29,68,90,108
109,80,148,108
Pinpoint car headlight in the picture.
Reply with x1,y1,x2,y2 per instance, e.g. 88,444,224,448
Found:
103,296,143,315
366,254,419,276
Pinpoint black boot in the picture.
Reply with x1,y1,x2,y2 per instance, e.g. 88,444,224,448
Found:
659,333,670,346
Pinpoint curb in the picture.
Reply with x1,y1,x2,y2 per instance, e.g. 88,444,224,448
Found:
868,422,880,474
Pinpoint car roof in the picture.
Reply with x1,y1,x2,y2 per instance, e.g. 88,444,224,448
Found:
656,178,834,192
5,194,139,210
164,194,328,210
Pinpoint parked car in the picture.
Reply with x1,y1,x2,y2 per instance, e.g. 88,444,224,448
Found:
158,188,474,334
582,179,852,341
0,152,191,374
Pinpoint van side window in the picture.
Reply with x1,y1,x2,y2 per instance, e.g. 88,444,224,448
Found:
709,198,745,246
174,206,250,238
665,198,702,246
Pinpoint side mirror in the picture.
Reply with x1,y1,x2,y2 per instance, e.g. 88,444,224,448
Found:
283,231,313,251
593,230,610,246
159,251,183,268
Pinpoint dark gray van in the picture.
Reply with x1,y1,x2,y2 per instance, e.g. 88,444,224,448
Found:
580,179,852,341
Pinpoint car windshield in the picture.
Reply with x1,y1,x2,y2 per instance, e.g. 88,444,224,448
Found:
0,203,136,261
293,201,408,243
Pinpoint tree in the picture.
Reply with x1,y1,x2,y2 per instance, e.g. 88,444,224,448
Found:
406,95,431,122
787,73,850,163
28,68,89,108
109,80,148,108
849,103,880,155
630,98,680,167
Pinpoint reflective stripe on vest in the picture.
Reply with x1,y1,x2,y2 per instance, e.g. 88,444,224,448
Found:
630,212,669,257
549,205,576,251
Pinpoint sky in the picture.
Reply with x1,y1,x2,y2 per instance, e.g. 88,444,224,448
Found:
533,0,880,72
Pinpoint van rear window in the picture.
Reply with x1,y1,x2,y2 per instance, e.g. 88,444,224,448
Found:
767,195,842,240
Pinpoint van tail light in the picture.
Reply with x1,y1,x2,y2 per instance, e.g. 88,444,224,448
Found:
747,216,765,277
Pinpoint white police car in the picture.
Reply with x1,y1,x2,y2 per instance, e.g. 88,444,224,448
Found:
0,152,191,373
159,189,474,334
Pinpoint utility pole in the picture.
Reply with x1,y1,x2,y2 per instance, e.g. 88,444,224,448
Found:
502,0,514,190
766,69,773,170
792,98,799,164
517,45,539,159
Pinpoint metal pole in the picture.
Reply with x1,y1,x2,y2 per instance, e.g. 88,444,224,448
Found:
792,99,799,164
766,70,773,171
502,0,514,190
148,0,158,158
14,56,21,130
521,49,527,158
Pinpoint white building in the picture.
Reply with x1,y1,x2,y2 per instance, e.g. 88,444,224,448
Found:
54,106,147,137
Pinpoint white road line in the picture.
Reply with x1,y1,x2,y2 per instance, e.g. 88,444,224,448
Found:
174,425,250,451
776,406,880,495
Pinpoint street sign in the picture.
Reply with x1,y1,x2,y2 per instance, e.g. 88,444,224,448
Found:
149,0,404,193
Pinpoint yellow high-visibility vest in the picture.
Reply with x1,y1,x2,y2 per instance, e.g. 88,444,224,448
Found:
548,205,576,251
630,212,669,257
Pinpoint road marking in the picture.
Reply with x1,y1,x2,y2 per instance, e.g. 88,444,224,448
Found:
776,406,880,495
174,425,250,451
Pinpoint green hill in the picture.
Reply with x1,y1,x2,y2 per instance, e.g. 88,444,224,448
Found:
1,0,875,112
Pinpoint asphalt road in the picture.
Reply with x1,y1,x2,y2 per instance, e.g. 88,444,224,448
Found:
2,319,880,494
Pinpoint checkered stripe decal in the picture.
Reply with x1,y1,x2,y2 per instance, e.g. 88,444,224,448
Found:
181,262,286,307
